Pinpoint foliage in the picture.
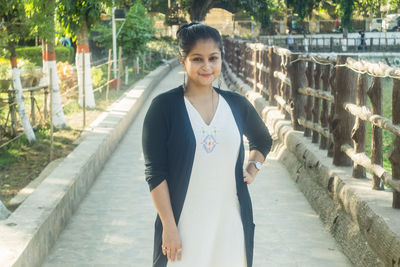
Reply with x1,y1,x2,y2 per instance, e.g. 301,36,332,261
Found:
286,0,322,21
147,38,179,58
57,61,77,94
1,47,75,66
91,67,104,88
389,0,400,12
354,0,387,18
58,0,112,41
0,0,29,44
91,22,114,50
118,1,155,58
25,0,56,41
332,0,355,31
0,59,11,80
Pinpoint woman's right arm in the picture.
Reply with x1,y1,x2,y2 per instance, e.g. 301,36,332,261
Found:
150,180,182,262
142,96,182,262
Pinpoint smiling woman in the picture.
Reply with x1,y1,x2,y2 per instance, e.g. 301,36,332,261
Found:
142,23,272,267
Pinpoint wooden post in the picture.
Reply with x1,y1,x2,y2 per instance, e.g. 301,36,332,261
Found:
312,64,322,143
351,73,368,178
117,46,122,91
8,90,17,137
320,65,331,149
82,49,86,128
268,47,278,105
304,61,314,137
253,47,257,91
332,56,357,166
257,48,262,94
287,54,305,131
282,54,290,120
49,68,54,161
106,49,112,104
261,48,268,99
389,79,400,208
44,88,48,122
327,67,336,157
149,49,152,69
367,77,384,190
143,52,146,72
30,90,36,126
240,42,246,80
235,40,240,75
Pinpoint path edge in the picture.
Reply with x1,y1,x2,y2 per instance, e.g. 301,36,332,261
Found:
222,61,400,267
0,59,179,267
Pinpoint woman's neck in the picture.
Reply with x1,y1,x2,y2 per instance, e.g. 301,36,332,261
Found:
184,80,214,97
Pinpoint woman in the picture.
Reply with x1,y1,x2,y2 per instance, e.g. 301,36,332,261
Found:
142,23,272,267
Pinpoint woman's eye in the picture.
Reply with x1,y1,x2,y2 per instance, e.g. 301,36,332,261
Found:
193,58,202,61
210,56,219,61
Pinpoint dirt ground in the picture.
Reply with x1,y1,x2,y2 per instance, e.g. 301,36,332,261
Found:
0,88,127,210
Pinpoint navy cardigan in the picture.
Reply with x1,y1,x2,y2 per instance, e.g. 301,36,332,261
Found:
142,85,272,267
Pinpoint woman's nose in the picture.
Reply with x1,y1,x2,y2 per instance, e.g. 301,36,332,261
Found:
202,60,212,70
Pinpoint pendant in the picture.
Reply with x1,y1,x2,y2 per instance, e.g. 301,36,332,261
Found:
200,127,218,153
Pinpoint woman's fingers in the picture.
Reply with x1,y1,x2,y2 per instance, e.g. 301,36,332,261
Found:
243,169,254,184
163,244,182,262
177,247,182,261
167,247,173,261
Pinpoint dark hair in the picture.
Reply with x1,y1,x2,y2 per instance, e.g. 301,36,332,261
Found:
176,23,224,59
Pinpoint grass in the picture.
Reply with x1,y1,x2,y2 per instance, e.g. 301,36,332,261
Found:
0,51,176,209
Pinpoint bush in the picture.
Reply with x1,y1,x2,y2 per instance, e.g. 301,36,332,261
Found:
13,46,75,66
57,62,77,94
16,47,42,66
91,67,104,88
55,47,75,64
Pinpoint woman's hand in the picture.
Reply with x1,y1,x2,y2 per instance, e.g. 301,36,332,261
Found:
243,168,256,184
162,225,182,262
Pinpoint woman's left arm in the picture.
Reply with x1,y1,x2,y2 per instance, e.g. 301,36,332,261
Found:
242,97,272,183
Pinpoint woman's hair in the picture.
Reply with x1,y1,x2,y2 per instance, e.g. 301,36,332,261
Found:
176,23,224,59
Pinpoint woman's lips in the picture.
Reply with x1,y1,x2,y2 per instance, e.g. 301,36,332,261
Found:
200,73,213,78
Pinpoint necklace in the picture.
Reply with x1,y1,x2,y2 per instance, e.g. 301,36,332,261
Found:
183,83,215,123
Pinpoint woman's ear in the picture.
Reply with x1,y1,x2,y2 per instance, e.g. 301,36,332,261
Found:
179,55,186,70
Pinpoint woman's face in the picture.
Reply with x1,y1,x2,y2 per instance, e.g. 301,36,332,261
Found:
181,39,222,88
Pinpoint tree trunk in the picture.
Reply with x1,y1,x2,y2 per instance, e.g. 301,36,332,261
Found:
76,19,95,109
189,0,214,22
9,41,36,143
42,11,68,128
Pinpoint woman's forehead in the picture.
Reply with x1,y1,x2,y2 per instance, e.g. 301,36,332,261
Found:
187,39,220,55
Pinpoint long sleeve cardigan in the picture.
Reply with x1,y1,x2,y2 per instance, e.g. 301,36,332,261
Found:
142,85,272,267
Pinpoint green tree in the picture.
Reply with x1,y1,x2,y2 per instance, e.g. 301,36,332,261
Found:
0,0,36,143
58,0,111,108
389,0,400,11
118,1,155,58
354,0,387,17
331,0,355,31
27,0,68,128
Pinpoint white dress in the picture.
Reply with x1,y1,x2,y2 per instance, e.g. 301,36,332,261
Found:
167,94,246,267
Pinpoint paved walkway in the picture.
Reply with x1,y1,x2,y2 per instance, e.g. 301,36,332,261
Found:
42,66,352,266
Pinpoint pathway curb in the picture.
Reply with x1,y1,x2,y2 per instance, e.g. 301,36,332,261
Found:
222,61,400,267
0,58,179,267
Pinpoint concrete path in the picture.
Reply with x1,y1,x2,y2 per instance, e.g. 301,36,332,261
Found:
42,65,352,267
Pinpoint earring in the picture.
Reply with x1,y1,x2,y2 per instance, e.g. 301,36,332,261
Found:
218,75,222,89
183,72,186,90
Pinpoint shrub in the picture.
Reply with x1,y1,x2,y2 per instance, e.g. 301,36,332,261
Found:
12,46,75,66
91,67,104,88
57,61,77,95
0,58,11,80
